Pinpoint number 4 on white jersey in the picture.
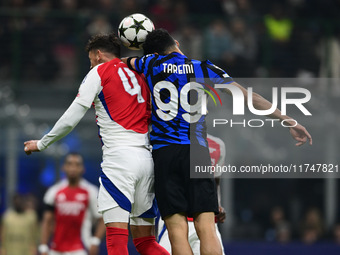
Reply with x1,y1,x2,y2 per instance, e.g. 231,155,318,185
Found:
118,67,145,103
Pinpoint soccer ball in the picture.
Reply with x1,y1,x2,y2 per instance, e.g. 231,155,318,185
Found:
118,13,155,50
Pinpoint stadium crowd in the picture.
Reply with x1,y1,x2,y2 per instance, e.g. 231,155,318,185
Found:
1,0,340,83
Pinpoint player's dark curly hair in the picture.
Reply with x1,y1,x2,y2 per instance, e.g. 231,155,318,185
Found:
143,28,176,55
86,33,121,58
64,152,83,163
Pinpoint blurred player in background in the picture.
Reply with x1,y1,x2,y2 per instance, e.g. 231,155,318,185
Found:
1,193,38,255
157,134,227,254
39,153,105,255
125,28,312,255
24,33,169,255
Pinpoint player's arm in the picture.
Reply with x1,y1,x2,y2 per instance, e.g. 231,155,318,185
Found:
121,57,137,71
88,218,106,255
24,101,89,155
224,81,312,146
38,209,55,255
122,54,157,74
24,67,101,155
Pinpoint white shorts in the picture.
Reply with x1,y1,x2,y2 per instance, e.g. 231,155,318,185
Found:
98,146,156,219
157,219,225,255
50,250,86,255
102,206,155,225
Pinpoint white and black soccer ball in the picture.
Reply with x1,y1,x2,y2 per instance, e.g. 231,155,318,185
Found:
118,13,155,50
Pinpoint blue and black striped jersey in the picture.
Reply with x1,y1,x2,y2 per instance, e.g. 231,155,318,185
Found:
134,52,233,150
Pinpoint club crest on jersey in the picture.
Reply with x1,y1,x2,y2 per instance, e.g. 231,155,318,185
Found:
57,193,66,202
75,193,87,201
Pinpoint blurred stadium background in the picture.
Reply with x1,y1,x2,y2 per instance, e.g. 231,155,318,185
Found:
1,0,340,254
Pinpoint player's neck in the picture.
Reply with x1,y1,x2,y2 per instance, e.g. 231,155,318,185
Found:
174,49,184,55
165,46,184,56
68,178,80,187
99,53,116,64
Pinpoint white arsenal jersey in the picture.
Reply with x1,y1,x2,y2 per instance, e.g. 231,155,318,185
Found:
74,58,151,154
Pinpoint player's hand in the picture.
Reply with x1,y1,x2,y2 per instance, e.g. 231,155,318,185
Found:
40,253,48,255
289,123,312,146
89,244,100,255
24,140,40,155
216,206,226,223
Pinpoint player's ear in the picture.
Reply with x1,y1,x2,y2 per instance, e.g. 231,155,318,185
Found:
175,40,180,48
96,49,102,61
61,165,66,174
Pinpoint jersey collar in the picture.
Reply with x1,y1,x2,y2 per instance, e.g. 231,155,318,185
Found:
169,52,187,58
110,57,122,64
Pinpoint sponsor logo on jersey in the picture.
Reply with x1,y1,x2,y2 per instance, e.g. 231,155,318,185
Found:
56,201,85,216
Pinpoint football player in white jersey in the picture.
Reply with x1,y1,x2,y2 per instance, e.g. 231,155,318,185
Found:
39,153,105,255
156,134,227,254
24,33,169,255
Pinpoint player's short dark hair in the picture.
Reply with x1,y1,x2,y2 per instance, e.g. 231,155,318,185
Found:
143,28,176,55
64,152,83,163
86,33,121,58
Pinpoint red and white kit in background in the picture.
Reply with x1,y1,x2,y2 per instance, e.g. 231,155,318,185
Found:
44,179,101,254
157,134,226,254
206,134,226,178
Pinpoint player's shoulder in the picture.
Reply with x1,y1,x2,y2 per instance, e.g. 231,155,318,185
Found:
99,58,141,77
81,64,102,85
116,59,138,73
201,59,222,70
115,59,129,68
97,58,133,76
187,58,219,71
137,54,162,65
87,63,102,75
96,58,119,73
202,60,232,80
49,179,68,190
207,134,225,147
43,179,68,203
46,179,68,194
140,53,159,60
